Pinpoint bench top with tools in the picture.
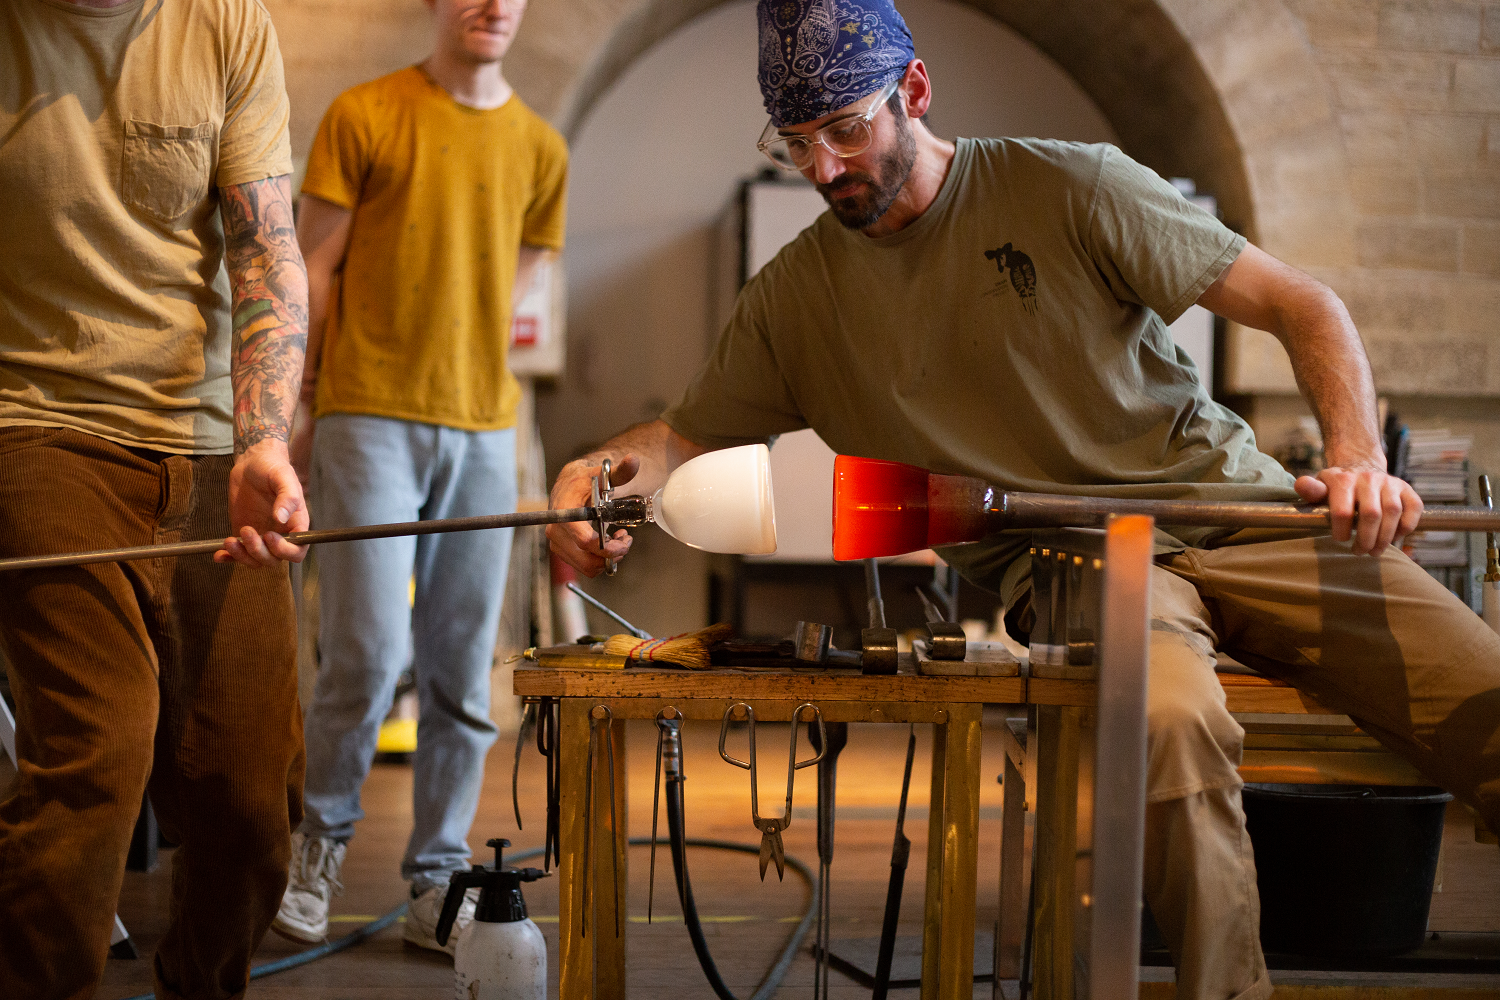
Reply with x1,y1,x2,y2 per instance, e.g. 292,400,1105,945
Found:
512,657,1322,714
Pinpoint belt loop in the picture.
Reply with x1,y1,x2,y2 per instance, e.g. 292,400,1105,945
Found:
156,456,196,539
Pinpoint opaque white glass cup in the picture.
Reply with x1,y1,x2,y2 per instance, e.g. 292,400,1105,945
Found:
653,444,777,555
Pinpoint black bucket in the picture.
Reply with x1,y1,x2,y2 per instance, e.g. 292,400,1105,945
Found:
1242,783,1452,957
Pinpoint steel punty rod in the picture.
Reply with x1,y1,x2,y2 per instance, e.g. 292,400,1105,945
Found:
994,492,1500,532
11,491,1500,575
0,506,597,573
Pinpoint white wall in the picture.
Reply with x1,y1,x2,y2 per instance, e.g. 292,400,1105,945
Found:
539,0,1118,633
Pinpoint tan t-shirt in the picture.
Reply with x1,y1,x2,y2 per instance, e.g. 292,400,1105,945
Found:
662,138,1299,591
302,68,569,431
0,0,293,454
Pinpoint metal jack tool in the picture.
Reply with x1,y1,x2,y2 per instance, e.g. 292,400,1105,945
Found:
809,720,848,1000
861,559,899,674
872,725,918,1000
581,705,620,939
718,702,826,880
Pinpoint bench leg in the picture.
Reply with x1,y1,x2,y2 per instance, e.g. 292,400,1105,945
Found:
996,747,1030,985
920,705,983,1000
1032,704,1083,1000
557,700,628,1000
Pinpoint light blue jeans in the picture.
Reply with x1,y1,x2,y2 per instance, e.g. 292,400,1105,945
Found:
301,414,516,891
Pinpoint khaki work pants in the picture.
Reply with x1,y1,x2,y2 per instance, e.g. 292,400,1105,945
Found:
1140,530,1500,1000
0,427,304,1000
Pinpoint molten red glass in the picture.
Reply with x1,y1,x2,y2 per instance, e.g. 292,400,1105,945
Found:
831,456,930,560
832,456,999,560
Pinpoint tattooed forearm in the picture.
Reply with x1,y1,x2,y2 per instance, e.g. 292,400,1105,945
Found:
222,175,309,456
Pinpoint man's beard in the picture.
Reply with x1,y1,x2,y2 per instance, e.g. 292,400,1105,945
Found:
816,105,918,230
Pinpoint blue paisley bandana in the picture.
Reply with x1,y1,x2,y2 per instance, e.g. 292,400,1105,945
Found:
757,0,915,127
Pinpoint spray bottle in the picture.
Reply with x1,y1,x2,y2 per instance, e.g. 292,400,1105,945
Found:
1482,475,1499,636
436,838,550,1000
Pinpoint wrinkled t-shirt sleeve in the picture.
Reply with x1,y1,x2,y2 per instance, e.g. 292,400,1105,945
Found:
299,91,371,211
216,0,292,187
522,126,569,250
1086,146,1245,326
660,275,808,450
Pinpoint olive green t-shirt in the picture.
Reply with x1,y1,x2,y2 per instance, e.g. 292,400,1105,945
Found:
0,0,293,454
662,138,1298,592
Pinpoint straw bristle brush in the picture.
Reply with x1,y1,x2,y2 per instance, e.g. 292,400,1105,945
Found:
603,623,734,670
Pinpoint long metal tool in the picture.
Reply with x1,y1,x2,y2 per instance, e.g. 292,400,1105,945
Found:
0,463,653,573
566,582,650,639
0,507,593,572
832,454,1500,560
811,720,848,1000
537,697,560,872
648,706,683,924
871,724,918,1000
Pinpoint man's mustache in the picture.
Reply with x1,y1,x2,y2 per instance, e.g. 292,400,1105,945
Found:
817,173,876,200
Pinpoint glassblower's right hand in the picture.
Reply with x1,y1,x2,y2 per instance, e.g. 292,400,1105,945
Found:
546,455,640,577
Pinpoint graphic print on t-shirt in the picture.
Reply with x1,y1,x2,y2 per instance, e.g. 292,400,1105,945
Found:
983,243,1037,315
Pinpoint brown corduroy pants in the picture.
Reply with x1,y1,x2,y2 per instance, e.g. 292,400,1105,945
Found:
0,426,304,1000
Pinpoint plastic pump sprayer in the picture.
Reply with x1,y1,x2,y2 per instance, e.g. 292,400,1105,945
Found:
436,838,550,1000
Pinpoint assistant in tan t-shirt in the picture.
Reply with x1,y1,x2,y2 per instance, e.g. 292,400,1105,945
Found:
0,0,292,453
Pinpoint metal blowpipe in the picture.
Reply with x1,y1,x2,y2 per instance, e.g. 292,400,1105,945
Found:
0,460,651,574
832,455,1500,561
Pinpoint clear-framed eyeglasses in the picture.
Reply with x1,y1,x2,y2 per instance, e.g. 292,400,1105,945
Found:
756,76,902,172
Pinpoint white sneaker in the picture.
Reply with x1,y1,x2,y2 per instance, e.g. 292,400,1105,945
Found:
402,880,477,956
271,832,346,943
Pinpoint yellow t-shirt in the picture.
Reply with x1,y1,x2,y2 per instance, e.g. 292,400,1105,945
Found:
0,0,293,454
302,67,568,431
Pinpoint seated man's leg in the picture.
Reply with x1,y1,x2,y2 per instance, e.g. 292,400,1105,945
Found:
0,429,165,1000
402,426,515,891
1171,533,1500,839
145,453,303,1000
1142,565,1271,1000
299,415,426,846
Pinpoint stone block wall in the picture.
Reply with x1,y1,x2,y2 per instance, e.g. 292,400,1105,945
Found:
1231,0,1500,475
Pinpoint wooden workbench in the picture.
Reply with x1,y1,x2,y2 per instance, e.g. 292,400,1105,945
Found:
514,659,1001,1000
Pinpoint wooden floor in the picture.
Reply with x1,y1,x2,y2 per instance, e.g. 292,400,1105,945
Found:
95,712,1500,999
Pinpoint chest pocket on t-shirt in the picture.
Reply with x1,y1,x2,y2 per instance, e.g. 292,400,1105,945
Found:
121,120,217,224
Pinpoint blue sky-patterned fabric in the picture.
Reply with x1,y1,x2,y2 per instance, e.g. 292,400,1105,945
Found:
757,0,914,127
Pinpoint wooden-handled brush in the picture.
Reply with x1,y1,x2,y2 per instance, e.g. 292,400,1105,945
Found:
831,455,1500,561
602,623,734,670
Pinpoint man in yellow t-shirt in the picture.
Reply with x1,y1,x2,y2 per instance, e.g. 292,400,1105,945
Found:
271,0,567,953
0,0,310,997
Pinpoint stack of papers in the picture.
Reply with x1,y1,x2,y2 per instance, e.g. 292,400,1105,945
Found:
1401,429,1472,567
1404,430,1471,502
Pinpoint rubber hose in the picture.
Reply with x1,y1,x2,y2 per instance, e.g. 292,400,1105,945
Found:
667,778,737,1000
664,776,820,1000
117,839,815,1000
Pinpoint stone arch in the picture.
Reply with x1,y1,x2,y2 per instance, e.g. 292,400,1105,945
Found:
507,0,1356,265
